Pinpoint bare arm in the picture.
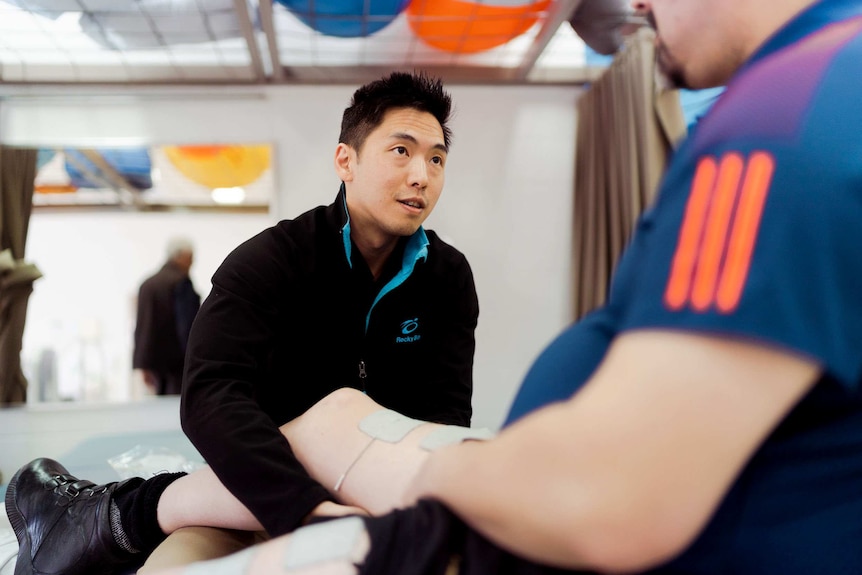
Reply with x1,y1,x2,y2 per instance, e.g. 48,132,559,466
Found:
406,329,819,572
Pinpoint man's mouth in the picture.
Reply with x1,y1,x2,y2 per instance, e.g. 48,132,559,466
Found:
398,199,423,210
621,11,655,35
645,11,657,31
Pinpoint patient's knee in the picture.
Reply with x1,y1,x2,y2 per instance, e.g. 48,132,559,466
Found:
317,387,368,413
281,388,371,436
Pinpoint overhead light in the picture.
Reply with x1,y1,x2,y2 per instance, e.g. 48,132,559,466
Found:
211,186,246,205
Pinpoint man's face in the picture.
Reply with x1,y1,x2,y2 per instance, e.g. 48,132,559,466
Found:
338,107,447,245
634,0,744,89
174,251,193,274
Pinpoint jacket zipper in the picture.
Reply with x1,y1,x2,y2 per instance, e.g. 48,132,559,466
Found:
358,359,367,392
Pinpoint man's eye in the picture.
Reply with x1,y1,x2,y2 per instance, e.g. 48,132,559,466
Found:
394,146,408,155
431,156,443,165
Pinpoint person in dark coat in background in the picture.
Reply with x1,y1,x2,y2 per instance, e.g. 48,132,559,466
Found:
133,237,200,396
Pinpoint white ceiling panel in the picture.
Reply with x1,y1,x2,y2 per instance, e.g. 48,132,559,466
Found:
154,13,208,33
80,0,141,12
89,14,153,34
11,0,82,11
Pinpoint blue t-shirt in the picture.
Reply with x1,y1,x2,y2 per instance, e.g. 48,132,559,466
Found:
508,0,862,571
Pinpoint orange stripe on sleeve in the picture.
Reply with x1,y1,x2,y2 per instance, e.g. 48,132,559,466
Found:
690,153,745,311
664,157,718,310
716,152,776,313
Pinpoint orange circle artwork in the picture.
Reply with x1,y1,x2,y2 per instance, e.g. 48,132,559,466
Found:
165,145,271,189
407,0,551,54
173,145,229,158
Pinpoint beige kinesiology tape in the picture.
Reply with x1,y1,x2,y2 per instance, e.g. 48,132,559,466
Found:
283,516,367,570
334,409,496,492
358,408,495,451
358,409,425,442
334,409,425,491
418,425,496,451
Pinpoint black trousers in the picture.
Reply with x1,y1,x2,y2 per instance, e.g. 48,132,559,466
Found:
153,370,183,395
360,499,594,575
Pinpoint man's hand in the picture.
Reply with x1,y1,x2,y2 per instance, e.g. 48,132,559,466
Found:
140,369,157,388
304,501,369,524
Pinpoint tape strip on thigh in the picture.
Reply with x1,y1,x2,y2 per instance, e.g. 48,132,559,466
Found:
183,546,257,575
358,409,425,443
419,426,495,451
283,516,367,570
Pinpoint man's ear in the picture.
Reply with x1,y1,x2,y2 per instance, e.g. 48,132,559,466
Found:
334,143,355,182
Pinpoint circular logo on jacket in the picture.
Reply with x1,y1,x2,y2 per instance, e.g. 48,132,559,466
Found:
400,318,419,335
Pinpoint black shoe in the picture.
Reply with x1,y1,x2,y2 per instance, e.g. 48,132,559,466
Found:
5,458,143,575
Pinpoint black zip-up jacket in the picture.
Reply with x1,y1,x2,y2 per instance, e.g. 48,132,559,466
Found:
181,187,479,536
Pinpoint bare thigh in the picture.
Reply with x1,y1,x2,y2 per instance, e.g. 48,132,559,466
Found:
138,526,268,573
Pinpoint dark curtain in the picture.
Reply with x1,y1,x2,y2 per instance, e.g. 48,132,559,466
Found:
572,28,687,321
0,145,41,405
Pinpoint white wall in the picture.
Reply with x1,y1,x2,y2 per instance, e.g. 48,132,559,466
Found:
22,211,274,403
2,83,580,430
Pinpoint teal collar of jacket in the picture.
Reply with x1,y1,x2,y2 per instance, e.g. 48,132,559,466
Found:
334,183,430,333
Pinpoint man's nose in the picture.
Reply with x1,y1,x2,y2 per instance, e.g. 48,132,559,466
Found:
409,158,428,188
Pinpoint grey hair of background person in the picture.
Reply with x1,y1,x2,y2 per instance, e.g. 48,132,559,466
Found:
165,237,194,259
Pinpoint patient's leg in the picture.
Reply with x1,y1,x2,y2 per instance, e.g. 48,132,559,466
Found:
137,527,267,573
154,388,491,562
144,471,267,571
280,388,494,515
148,500,470,575
280,388,439,515
156,388,438,534
148,391,389,566
148,516,371,575
156,466,264,534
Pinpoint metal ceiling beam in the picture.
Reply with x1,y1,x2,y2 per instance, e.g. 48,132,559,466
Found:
515,0,582,82
234,0,266,82
258,0,285,81
280,64,597,85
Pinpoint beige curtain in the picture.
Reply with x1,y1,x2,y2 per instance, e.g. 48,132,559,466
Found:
572,27,686,321
0,146,42,405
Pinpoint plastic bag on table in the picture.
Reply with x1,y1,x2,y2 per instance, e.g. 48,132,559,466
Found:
108,444,203,480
